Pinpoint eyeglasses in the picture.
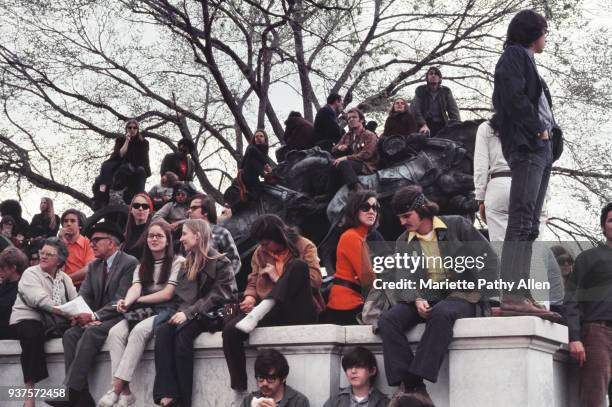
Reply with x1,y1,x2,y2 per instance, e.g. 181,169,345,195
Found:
90,236,110,244
188,205,203,211
359,203,380,213
38,251,58,258
132,203,150,210
147,233,166,240
255,375,279,384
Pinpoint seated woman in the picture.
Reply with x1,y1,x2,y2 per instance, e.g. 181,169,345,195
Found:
93,119,151,208
153,219,235,407
1,215,21,248
9,238,77,407
0,247,29,339
122,193,154,260
324,190,379,325
222,214,324,405
381,97,418,137
224,130,271,209
30,197,60,239
98,219,184,407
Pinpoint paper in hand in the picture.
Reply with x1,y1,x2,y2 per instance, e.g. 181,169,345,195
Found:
57,296,93,316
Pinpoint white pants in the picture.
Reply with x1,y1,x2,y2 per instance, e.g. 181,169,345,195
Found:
484,177,511,242
107,316,156,382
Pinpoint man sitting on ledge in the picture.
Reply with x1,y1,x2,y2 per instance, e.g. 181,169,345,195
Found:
378,186,497,407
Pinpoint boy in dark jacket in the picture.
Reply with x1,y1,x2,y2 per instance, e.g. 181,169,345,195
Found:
492,9,563,318
324,347,389,407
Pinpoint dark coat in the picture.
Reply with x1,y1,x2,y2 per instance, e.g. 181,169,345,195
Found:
30,213,60,239
412,84,460,127
492,44,563,159
323,387,390,407
79,250,139,321
109,136,151,177
314,105,343,144
173,248,236,319
392,215,498,304
284,116,317,150
160,152,196,181
382,110,418,137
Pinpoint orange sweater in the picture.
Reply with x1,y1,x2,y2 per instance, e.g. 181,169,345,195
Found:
327,225,374,311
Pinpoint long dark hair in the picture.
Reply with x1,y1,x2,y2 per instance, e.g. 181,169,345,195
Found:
123,192,154,253
40,197,58,231
340,190,380,231
138,219,174,285
504,9,547,49
250,129,270,156
249,214,300,257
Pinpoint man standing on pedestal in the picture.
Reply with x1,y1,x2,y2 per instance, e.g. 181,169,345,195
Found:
492,9,562,319
565,203,612,407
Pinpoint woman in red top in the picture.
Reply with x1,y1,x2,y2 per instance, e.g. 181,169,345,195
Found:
325,190,379,325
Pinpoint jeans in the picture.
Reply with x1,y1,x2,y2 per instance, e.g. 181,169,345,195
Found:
500,141,552,296
377,299,476,385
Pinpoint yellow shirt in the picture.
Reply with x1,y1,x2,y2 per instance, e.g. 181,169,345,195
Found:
408,217,449,283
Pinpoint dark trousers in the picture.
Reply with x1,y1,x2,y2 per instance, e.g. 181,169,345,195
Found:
322,305,363,326
222,260,318,390
153,318,211,407
328,159,364,195
377,299,475,385
62,317,121,391
12,320,48,383
500,142,552,296
579,323,612,407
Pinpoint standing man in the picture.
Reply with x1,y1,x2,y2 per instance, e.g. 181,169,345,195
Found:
239,349,310,407
412,66,461,137
330,108,379,192
565,203,612,407
377,186,497,406
492,9,563,317
186,194,241,276
47,222,138,407
314,93,345,146
60,209,95,289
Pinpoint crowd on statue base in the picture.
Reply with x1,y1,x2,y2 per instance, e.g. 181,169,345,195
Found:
0,8,611,407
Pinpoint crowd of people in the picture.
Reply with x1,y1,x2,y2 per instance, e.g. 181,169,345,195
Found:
0,8,610,407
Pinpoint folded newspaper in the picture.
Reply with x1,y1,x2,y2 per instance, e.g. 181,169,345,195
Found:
57,296,93,316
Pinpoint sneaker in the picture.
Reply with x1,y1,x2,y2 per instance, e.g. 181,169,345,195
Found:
116,393,135,407
96,390,119,407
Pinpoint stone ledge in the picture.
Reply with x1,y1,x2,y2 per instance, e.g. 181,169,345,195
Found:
0,316,568,355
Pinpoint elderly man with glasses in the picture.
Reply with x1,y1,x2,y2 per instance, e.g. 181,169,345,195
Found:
47,222,138,407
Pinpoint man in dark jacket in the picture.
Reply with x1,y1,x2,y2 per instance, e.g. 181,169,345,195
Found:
565,203,612,407
411,67,461,137
314,93,345,145
160,138,197,182
47,222,138,407
492,9,563,318
377,186,497,407
323,347,389,407
239,349,310,407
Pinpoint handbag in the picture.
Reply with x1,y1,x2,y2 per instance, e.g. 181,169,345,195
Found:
123,304,158,330
18,279,71,339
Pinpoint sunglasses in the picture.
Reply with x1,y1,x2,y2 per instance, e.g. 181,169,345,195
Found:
127,126,138,130
132,203,150,210
359,203,380,213
557,257,573,266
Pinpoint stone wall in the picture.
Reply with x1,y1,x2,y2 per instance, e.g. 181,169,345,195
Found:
0,317,577,407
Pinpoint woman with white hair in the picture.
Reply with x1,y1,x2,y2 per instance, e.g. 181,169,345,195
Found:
10,237,77,407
